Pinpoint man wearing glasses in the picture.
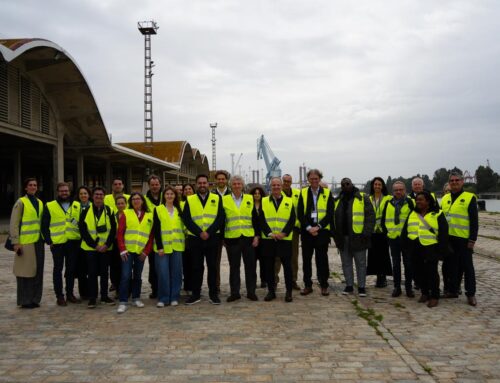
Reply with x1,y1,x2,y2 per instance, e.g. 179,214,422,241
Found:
440,172,478,306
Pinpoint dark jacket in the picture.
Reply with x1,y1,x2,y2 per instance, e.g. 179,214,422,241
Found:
182,193,225,246
333,189,375,251
297,186,334,234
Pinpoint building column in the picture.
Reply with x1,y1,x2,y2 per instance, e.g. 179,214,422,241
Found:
54,123,65,183
126,166,133,193
105,161,112,192
13,149,21,201
76,153,84,187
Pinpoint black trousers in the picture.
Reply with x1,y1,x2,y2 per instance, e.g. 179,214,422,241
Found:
414,246,440,299
389,237,413,291
446,236,476,297
188,237,218,298
68,240,89,298
301,230,330,288
182,247,194,292
226,236,257,296
109,240,122,293
148,251,157,296
86,250,110,300
51,242,77,299
262,240,293,293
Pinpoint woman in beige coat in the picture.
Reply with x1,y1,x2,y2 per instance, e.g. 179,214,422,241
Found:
10,178,45,308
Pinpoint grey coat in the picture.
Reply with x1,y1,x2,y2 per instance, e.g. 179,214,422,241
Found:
333,190,375,252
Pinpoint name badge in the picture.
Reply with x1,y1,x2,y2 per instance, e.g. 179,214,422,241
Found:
311,212,318,219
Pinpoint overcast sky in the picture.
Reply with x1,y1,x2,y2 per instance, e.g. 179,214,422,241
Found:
2,0,499,184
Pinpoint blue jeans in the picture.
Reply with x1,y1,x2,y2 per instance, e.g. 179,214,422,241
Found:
155,251,183,304
119,252,145,303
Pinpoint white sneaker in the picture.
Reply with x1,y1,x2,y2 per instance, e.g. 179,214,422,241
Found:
117,304,127,314
156,302,165,308
133,300,145,308
171,301,178,306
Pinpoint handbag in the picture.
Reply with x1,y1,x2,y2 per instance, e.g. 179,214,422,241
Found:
4,236,14,251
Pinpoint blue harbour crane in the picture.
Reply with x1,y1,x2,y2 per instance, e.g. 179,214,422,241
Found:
257,134,282,189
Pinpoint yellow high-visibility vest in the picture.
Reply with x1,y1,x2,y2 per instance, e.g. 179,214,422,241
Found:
123,209,153,254
223,194,254,238
407,211,441,246
384,198,413,239
80,206,113,251
301,187,331,230
370,195,391,233
261,195,294,241
186,194,220,236
441,191,475,239
155,205,185,252
19,196,43,245
335,195,365,234
104,193,130,214
46,200,69,245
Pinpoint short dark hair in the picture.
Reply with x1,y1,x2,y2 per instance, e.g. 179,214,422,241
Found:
214,170,229,180
415,190,439,212
249,185,267,198
128,192,149,212
92,186,106,195
112,177,124,183
148,175,161,185
115,195,127,204
307,169,323,179
23,177,37,189
196,174,209,182
369,177,388,196
56,182,70,191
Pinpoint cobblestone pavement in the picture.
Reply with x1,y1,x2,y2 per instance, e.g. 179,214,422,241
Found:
0,239,499,382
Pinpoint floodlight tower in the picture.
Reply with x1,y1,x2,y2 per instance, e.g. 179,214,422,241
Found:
138,20,159,150
210,123,217,171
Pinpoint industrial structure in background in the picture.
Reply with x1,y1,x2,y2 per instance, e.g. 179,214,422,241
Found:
137,20,158,151
210,122,217,172
231,152,243,176
257,134,282,189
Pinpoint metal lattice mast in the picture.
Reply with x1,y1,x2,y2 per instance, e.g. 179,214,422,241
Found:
210,123,217,171
138,21,159,150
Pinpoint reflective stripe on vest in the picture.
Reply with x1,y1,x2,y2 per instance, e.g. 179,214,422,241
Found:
46,200,69,244
66,201,84,240
301,187,331,230
223,194,254,238
370,195,391,233
407,211,441,246
155,205,185,252
441,191,474,239
123,209,153,254
384,199,413,239
335,195,365,234
261,196,293,240
80,206,113,251
186,194,220,236
19,196,43,245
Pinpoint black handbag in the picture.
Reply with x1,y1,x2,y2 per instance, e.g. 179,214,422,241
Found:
4,236,14,251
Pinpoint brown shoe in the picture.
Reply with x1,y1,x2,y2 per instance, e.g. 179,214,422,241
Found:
467,296,477,306
321,288,330,296
300,287,313,296
67,295,81,304
427,298,438,308
57,297,67,306
418,294,428,303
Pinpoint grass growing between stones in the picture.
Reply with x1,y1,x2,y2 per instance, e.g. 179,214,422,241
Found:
351,299,387,341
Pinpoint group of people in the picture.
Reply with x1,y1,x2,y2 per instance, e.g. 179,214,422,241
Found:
8,169,478,311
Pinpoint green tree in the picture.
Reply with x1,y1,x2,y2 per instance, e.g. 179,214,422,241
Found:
475,166,499,192
432,168,449,192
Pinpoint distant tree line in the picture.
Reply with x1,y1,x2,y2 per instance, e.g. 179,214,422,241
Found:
361,165,500,195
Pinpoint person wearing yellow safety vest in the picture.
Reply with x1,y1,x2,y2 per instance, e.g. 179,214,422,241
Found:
212,170,231,296
402,191,449,308
152,186,185,307
275,174,301,291
72,186,92,300
223,175,259,302
104,177,130,215
9,178,45,309
440,172,479,307
409,177,437,203
79,187,117,309
116,192,154,313
366,177,392,289
41,182,79,306
381,180,415,298
333,178,375,297
297,169,334,297
182,174,225,305
180,183,195,294
144,175,163,300
108,195,128,299
259,177,296,303
249,185,267,289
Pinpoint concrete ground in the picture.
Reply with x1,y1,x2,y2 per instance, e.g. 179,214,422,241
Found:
0,224,499,382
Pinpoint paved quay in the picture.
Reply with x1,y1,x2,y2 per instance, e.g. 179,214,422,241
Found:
0,227,499,382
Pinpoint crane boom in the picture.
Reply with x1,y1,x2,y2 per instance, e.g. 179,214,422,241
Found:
257,135,282,188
